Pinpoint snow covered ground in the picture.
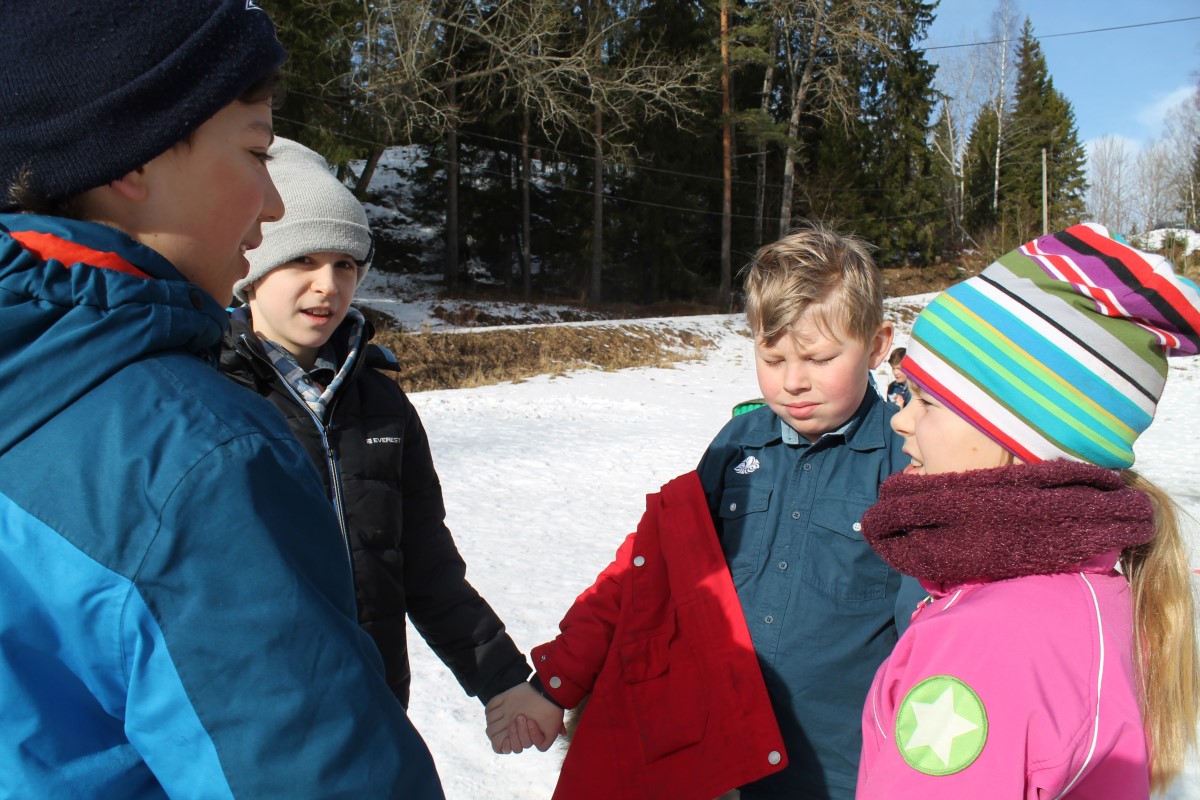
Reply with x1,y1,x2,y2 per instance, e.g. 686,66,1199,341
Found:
372,294,1200,799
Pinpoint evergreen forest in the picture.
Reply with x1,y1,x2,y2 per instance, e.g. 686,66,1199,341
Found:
262,0,1199,307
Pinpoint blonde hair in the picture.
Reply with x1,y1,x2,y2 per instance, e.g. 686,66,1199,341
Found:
742,225,884,345
1119,470,1199,792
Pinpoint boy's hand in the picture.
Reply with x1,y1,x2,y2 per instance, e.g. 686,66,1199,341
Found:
485,682,565,754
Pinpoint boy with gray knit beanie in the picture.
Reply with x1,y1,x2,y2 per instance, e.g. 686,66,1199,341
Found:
0,2,443,797
222,137,533,717
233,137,374,304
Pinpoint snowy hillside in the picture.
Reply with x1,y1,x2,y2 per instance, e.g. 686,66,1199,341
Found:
380,296,1200,800
1133,227,1200,258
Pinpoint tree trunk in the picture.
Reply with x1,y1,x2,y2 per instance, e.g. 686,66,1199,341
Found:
353,147,385,199
720,0,732,310
590,102,603,304
778,17,822,238
755,19,778,247
778,85,806,237
957,168,966,242
992,107,1003,214
520,105,532,300
445,78,460,289
991,8,1013,215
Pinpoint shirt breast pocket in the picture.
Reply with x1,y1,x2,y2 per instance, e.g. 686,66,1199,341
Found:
717,485,771,577
801,495,892,601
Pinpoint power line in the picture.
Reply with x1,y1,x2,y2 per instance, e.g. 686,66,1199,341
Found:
925,15,1200,52
280,109,1023,228
278,112,943,201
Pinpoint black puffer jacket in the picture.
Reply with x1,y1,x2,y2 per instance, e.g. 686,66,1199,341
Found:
221,309,530,707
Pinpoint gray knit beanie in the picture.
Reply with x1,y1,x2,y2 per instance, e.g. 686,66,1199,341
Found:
235,137,373,302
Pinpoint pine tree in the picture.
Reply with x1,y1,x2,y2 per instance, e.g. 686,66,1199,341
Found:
962,103,1001,237
262,0,382,167
847,0,942,265
1004,17,1087,240
605,0,719,303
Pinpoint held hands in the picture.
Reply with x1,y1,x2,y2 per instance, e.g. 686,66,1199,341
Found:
485,682,565,755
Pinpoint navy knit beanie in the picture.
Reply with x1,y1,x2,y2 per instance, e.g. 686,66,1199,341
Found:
0,0,287,209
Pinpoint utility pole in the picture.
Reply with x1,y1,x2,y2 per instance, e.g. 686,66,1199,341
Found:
1041,147,1048,235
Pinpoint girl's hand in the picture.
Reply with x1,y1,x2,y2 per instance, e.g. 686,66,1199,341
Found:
484,682,565,754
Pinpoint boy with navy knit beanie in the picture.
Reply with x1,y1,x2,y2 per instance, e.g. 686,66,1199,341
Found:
0,2,443,797
222,137,533,712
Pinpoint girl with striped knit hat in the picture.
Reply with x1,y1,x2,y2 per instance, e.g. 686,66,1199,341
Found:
856,223,1199,798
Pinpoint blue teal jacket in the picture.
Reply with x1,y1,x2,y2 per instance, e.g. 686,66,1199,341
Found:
0,215,444,799
886,380,911,407
697,390,917,800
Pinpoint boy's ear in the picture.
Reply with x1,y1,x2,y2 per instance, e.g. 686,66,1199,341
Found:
106,166,150,203
867,322,894,369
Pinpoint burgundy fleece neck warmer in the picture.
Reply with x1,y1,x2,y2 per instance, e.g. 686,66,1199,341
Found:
861,460,1155,585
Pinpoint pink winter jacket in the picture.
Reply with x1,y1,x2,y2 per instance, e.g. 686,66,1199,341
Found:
858,553,1149,799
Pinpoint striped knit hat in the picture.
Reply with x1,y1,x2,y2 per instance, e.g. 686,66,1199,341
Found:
903,222,1200,468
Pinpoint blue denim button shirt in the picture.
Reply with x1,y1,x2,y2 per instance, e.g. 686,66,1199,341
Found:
697,388,918,799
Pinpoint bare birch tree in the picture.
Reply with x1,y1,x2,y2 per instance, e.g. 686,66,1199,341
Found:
754,13,779,247
930,48,986,244
985,0,1020,216
1086,135,1134,233
1135,141,1180,233
1162,88,1200,230
773,0,903,237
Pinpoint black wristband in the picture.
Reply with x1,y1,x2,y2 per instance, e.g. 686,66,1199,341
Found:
529,675,565,709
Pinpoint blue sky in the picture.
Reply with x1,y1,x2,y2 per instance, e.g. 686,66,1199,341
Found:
926,1,1200,152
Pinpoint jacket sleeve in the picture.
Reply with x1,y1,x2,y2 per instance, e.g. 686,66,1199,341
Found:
397,398,531,705
529,531,635,709
129,432,445,799
860,637,1034,798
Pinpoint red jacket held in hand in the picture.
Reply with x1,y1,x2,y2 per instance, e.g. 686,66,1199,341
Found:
532,471,786,799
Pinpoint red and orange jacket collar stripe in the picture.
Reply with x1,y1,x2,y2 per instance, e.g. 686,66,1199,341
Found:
9,229,151,279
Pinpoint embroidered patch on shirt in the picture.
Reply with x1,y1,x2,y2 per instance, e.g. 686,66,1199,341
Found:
895,675,987,776
734,456,761,475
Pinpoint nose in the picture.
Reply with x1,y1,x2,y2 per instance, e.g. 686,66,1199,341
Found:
782,361,809,395
891,400,914,436
260,173,284,223
311,262,339,294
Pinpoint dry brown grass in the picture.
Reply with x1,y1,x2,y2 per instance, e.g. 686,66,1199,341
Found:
377,246,1198,393
1178,251,1200,287
373,322,721,392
